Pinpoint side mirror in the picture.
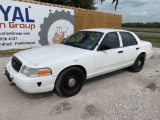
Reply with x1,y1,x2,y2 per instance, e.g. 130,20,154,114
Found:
98,45,111,51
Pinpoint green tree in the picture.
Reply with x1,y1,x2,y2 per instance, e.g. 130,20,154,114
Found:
35,0,119,10
36,0,96,10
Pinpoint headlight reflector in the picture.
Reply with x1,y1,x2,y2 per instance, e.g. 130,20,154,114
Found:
21,66,31,76
21,66,51,77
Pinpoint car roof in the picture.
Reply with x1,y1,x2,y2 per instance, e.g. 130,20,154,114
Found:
80,28,129,33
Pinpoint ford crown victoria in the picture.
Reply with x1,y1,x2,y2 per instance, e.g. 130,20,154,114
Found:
5,29,153,97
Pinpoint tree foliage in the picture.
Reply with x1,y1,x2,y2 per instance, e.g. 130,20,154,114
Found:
35,0,96,10
35,0,119,10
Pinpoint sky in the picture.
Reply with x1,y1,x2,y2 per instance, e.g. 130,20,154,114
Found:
95,0,160,23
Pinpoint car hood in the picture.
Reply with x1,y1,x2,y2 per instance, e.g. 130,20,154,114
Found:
18,44,89,66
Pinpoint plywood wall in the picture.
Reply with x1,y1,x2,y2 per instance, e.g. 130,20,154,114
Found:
74,8,122,31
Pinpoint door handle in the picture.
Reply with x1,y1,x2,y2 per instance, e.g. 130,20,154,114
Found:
118,51,123,53
136,47,139,50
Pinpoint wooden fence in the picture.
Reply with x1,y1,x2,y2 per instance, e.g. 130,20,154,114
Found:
74,8,122,31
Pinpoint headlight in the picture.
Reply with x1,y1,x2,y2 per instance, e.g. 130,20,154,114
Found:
21,66,52,77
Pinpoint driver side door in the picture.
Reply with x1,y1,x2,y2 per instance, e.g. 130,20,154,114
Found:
94,32,124,76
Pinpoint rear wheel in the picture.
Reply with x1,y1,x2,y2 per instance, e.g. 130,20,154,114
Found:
129,54,145,72
55,67,85,97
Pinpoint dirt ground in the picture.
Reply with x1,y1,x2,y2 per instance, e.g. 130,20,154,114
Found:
0,48,160,120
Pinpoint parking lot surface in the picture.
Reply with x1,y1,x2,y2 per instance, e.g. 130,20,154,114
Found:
0,48,160,120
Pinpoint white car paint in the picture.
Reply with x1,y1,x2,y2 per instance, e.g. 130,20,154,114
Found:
6,28,153,93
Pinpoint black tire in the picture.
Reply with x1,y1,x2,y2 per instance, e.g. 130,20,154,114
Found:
39,10,74,46
55,67,85,97
129,54,145,72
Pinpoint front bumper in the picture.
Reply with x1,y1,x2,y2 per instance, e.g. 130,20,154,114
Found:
5,61,56,93
146,50,153,59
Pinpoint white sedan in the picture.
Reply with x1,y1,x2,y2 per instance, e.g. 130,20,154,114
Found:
5,28,153,97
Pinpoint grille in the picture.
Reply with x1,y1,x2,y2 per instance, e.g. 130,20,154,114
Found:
11,56,22,72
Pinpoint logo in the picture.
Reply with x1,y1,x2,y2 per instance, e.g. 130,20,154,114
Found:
0,5,35,22
38,10,74,46
0,5,35,30
52,26,68,44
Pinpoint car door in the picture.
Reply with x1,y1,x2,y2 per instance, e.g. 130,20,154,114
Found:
94,32,124,76
119,32,140,66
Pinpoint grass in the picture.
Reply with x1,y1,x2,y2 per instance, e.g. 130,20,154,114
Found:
122,27,160,48
122,27,160,33
137,35,160,48
138,35,160,40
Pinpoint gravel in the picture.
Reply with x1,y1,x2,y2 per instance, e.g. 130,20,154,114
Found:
0,48,160,120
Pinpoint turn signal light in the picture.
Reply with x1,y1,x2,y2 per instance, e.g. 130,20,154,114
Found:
38,69,51,76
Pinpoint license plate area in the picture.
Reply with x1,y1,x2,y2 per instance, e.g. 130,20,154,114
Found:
5,70,13,82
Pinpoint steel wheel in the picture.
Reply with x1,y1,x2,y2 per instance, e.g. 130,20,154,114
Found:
55,67,85,97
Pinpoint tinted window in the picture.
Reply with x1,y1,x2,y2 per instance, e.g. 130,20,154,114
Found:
100,32,120,49
120,32,137,47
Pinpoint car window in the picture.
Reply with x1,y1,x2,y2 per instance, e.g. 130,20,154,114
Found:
100,32,120,49
67,32,84,43
62,31,103,50
120,32,137,47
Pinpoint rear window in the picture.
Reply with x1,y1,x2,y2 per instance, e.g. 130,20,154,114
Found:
120,32,137,47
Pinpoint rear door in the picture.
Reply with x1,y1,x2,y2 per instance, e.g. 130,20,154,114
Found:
94,32,124,76
119,32,140,66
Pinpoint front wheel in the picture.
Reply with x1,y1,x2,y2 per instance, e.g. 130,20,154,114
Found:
55,67,85,97
129,54,145,72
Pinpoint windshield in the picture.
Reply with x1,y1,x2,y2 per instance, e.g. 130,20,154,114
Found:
61,31,103,50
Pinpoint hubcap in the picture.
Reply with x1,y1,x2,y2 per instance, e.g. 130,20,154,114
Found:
68,78,76,87
138,61,142,67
